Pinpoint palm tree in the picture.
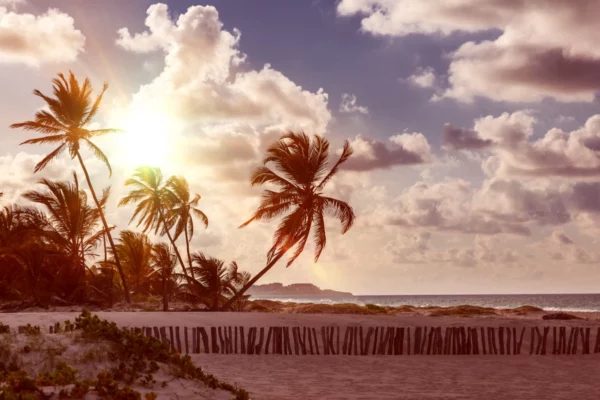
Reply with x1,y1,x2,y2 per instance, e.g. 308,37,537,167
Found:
119,167,190,280
22,173,106,301
113,231,154,296
151,243,178,311
166,176,208,279
221,132,355,310
10,71,131,303
183,252,241,310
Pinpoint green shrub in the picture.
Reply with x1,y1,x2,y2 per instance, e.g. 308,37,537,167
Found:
364,304,387,314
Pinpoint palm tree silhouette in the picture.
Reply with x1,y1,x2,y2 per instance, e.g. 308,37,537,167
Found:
166,176,208,280
22,173,106,300
221,132,355,310
113,230,153,296
119,166,190,280
151,242,178,311
183,252,241,311
10,72,131,303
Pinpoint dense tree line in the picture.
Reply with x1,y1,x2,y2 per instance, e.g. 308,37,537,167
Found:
0,71,355,311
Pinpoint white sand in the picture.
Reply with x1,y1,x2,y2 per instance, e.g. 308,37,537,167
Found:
2,311,600,399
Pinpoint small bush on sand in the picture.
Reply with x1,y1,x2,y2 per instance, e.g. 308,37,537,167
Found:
542,312,581,320
392,305,416,313
507,305,544,315
0,322,9,334
294,303,377,315
365,304,387,314
428,305,497,317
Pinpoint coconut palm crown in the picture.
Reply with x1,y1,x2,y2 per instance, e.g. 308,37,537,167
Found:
221,131,355,310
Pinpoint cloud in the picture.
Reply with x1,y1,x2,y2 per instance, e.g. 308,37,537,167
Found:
342,133,433,171
380,178,532,236
339,93,369,114
475,179,571,226
407,67,436,89
338,0,600,103
117,3,330,133
442,123,493,151
447,112,600,179
385,233,518,267
0,6,85,66
0,152,72,203
0,0,24,8
551,230,573,245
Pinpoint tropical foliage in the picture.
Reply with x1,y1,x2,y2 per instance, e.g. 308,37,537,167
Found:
1,72,354,311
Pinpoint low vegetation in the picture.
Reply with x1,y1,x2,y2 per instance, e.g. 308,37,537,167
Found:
0,310,249,399
542,312,582,320
428,305,498,317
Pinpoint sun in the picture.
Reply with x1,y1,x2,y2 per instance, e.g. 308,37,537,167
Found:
119,112,174,169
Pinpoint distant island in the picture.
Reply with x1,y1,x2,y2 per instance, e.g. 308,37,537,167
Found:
247,283,353,297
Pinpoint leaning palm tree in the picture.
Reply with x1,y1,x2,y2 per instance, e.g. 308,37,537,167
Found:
118,167,190,279
166,176,208,279
221,132,355,310
10,71,131,303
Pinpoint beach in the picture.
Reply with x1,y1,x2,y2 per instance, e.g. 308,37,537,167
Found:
2,310,600,399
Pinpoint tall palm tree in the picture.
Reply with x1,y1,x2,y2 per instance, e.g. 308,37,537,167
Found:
118,167,190,279
221,132,355,310
167,176,208,279
151,242,178,311
10,71,131,303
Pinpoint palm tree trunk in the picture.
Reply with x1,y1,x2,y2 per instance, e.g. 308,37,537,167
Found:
162,272,168,311
184,228,195,280
220,250,287,311
75,151,131,303
158,208,190,280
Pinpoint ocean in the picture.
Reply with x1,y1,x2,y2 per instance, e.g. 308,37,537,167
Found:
250,293,600,312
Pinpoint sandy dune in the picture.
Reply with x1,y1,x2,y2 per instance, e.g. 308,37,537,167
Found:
2,311,600,399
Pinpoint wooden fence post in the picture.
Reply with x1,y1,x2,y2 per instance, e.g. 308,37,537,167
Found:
571,327,579,355
184,327,189,354
540,327,549,355
210,327,219,353
256,327,265,355
414,327,422,355
312,328,320,355
240,327,246,354
168,327,175,352
175,327,182,353
582,328,590,355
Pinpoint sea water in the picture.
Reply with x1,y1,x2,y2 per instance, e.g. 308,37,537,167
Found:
249,293,600,312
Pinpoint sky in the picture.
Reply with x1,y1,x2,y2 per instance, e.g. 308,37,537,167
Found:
2,0,600,295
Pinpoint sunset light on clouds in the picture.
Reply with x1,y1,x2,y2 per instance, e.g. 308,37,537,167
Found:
4,0,600,296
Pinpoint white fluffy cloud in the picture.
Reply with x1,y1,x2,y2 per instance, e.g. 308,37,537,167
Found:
339,93,369,114
117,3,330,133
338,0,600,103
0,6,85,66
445,111,600,179
407,67,436,89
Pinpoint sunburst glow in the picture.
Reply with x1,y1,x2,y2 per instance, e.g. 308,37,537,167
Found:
119,112,174,169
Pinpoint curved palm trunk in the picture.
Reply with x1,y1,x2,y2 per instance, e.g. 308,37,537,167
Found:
220,250,287,311
75,152,131,303
158,208,190,280
183,228,195,280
